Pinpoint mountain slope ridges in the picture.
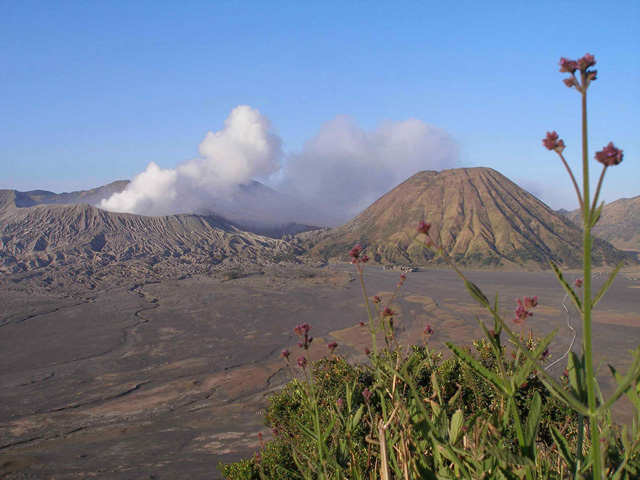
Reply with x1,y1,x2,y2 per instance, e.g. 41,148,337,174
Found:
563,195,640,254
0,191,294,275
9,180,334,236
307,167,628,269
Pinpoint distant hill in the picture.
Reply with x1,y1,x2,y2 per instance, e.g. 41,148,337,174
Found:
562,195,640,255
306,167,629,269
14,181,130,208
12,180,332,238
0,190,296,278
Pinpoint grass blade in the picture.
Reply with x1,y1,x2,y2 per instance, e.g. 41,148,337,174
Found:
592,261,623,308
549,261,582,313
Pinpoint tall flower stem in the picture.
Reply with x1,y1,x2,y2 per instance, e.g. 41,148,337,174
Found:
557,151,584,211
590,166,608,214
580,73,602,478
356,264,378,355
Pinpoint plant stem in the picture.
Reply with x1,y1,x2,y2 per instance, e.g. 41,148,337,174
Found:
356,264,378,355
580,74,602,478
303,365,328,479
590,166,608,215
557,151,584,211
574,414,584,479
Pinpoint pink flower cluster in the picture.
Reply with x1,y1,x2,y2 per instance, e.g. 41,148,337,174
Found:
418,221,431,235
542,131,565,153
362,387,373,402
559,53,596,74
512,296,538,326
559,54,597,92
294,323,313,349
349,244,369,264
595,142,623,167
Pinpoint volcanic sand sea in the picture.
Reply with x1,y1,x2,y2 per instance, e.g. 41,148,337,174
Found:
1,265,639,479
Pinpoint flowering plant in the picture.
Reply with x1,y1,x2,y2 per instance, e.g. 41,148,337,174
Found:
220,54,640,480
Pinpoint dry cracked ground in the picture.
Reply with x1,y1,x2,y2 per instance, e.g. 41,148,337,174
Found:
1,265,639,479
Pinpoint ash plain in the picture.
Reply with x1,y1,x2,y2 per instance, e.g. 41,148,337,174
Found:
1,263,639,479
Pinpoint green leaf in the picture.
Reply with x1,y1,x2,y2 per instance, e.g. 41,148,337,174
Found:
589,201,604,228
449,409,464,444
414,462,438,480
296,421,320,443
592,262,623,308
486,444,534,466
351,404,364,427
568,351,587,402
524,392,542,448
446,342,509,395
322,414,337,443
550,426,576,473
598,356,640,414
549,261,582,313
431,370,444,404
438,444,473,478
464,280,490,307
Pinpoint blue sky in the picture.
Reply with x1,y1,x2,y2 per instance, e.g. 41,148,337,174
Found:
1,0,638,213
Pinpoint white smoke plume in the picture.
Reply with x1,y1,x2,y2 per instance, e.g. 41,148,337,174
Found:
101,107,460,227
100,105,282,216
274,115,459,222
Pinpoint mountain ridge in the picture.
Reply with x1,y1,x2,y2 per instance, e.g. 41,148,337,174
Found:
9,180,333,237
306,167,629,269
0,191,297,282
562,195,640,256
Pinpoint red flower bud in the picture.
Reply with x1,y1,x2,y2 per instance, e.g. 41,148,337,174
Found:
348,244,362,263
542,131,565,153
418,220,431,235
559,57,578,73
595,142,623,167
577,53,596,72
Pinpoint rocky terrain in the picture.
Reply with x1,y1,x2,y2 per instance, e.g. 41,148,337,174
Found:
12,179,332,239
306,167,629,269
562,195,640,258
0,189,307,292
